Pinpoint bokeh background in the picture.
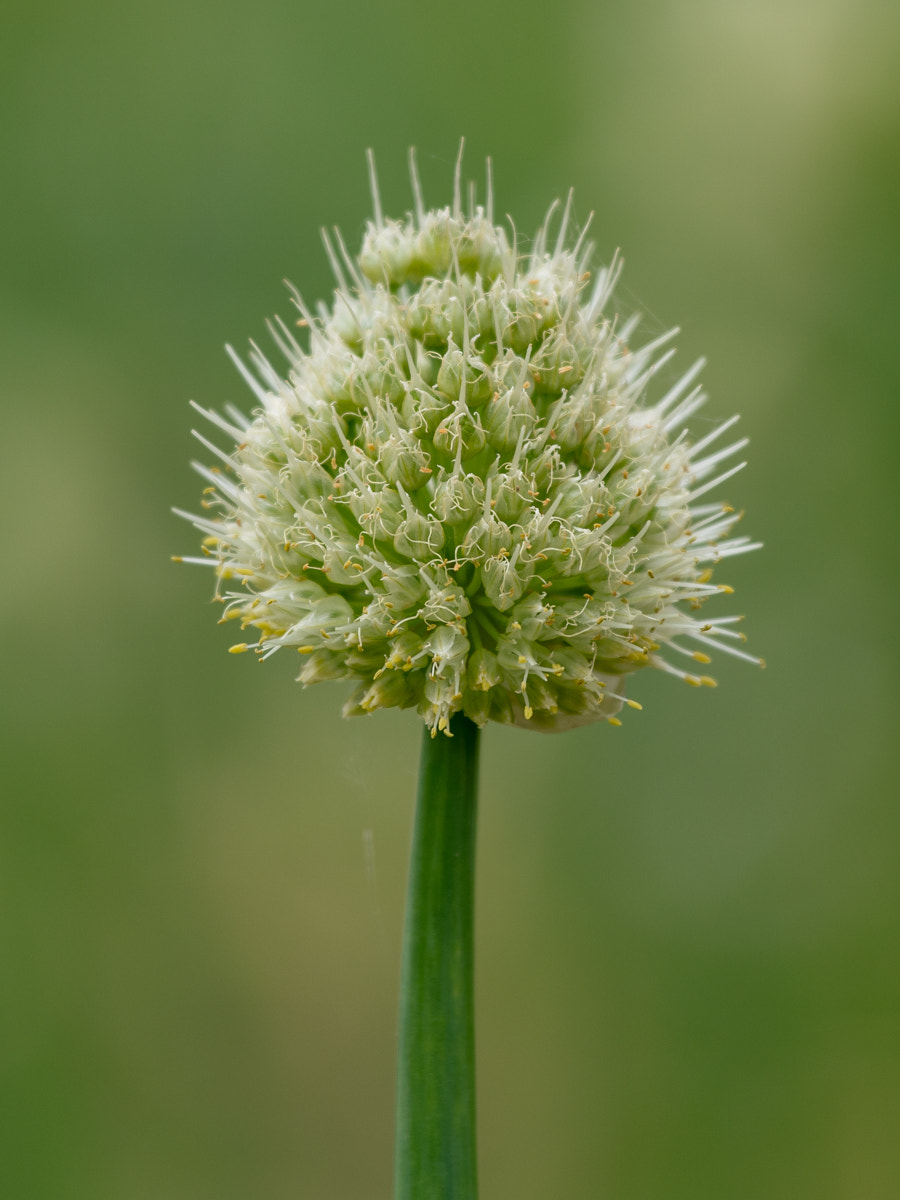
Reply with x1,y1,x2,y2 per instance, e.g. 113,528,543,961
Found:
2,1,899,1196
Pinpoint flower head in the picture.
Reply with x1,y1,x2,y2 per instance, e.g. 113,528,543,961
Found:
177,148,761,736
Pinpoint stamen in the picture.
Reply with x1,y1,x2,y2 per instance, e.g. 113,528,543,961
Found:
690,630,764,666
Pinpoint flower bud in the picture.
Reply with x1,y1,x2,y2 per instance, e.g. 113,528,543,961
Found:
402,386,453,437
433,412,486,461
419,583,471,626
379,433,432,491
432,470,484,526
467,647,502,691
394,511,446,560
461,512,513,559
481,553,528,611
350,669,415,715
359,220,415,285
436,342,493,406
298,648,347,684
483,382,537,454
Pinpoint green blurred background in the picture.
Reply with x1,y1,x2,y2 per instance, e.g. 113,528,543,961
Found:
2,0,899,1196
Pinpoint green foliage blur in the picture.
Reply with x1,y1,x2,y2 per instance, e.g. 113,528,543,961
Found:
2,1,899,1196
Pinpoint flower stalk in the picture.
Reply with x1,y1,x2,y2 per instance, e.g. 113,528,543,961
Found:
175,147,763,1200
394,713,480,1200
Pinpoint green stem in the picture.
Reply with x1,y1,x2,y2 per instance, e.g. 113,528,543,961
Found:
394,713,480,1200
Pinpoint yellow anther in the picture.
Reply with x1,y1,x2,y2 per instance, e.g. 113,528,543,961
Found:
518,656,527,664
229,643,249,654
171,555,183,562
625,699,642,710
700,676,717,687
297,646,315,654
608,717,622,727
697,568,713,584
718,584,735,594
524,706,534,720
692,652,712,664
202,536,218,547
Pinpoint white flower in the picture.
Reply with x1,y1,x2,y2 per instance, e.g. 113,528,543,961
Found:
176,148,762,736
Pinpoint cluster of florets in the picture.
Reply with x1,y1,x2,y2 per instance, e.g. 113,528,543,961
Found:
177,152,760,735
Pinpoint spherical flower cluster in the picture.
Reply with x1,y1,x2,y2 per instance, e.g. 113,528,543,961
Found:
177,150,761,736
